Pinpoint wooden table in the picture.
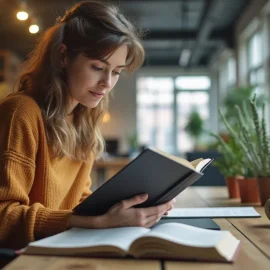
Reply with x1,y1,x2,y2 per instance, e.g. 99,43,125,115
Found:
4,187,270,270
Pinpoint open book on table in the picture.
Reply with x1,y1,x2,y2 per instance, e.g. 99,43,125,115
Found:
24,223,240,262
74,147,213,216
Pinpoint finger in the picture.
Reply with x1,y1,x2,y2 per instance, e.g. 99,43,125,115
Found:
142,201,172,217
116,194,148,210
144,215,163,228
136,208,166,227
161,207,172,217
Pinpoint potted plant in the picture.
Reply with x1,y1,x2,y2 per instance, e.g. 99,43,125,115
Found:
219,94,270,205
222,86,254,124
185,110,204,150
209,134,244,198
219,86,267,142
265,199,270,220
127,132,139,157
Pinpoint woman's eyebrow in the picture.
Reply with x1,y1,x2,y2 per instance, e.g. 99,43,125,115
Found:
99,59,126,68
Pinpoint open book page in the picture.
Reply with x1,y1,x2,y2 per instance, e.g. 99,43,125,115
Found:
144,223,229,247
194,158,212,172
149,147,196,170
190,158,203,168
29,227,149,252
164,207,261,218
149,147,211,172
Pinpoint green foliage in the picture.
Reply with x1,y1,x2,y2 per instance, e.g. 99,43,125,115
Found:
127,132,139,150
219,94,270,177
222,86,266,126
209,133,246,177
185,110,204,149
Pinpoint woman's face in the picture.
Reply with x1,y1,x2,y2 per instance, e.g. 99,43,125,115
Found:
64,44,128,112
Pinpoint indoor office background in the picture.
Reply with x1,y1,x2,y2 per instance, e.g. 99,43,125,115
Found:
0,0,269,189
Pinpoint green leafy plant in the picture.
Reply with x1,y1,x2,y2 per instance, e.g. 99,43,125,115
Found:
185,110,204,150
219,94,270,177
222,86,266,127
127,132,139,151
209,133,246,177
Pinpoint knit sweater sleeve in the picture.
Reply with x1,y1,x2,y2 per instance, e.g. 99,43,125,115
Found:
78,175,93,203
78,154,94,203
0,96,72,249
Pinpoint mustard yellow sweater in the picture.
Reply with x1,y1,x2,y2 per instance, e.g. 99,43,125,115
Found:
0,93,93,249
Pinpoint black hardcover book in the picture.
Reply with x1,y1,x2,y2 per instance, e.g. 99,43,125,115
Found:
73,148,213,216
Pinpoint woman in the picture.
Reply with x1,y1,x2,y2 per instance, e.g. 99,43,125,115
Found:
0,0,174,250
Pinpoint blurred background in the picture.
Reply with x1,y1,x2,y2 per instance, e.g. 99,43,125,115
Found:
1,0,270,189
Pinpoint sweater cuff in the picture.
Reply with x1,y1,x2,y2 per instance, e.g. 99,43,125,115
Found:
34,208,73,240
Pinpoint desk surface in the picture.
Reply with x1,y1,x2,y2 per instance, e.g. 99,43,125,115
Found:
4,187,270,270
93,158,132,168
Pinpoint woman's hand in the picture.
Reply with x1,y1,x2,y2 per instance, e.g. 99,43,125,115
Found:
99,194,175,228
163,197,176,216
68,194,175,229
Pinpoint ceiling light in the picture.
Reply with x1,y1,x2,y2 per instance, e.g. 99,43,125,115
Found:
17,11,28,20
102,112,111,123
179,49,192,66
29,24,39,34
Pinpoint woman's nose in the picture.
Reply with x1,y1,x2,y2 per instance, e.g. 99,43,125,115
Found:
100,72,112,89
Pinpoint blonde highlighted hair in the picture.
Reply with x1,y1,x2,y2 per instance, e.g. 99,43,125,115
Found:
18,0,145,161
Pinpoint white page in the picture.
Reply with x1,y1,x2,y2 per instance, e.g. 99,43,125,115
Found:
164,207,261,218
29,227,149,252
195,158,212,172
146,223,231,247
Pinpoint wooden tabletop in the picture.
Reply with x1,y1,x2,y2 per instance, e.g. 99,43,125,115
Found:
4,187,270,270
93,158,132,169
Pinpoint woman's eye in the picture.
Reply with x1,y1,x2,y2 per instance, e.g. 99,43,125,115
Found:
113,71,121,75
92,65,103,71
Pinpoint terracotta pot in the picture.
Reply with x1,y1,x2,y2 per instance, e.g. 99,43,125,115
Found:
265,199,270,220
237,178,261,204
256,177,270,206
225,176,243,198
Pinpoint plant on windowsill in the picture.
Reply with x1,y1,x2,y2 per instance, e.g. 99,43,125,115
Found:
127,132,139,158
185,110,204,151
220,94,270,205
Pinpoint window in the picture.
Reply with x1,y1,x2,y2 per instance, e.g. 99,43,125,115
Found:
227,57,236,87
137,76,210,154
137,77,174,153
175,76,210,90
248,32,263,68
247,32,265,96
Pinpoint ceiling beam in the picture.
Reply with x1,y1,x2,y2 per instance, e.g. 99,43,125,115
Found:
210,27,235,48
146,30,197,40
143,38,225,48
189,0,228,66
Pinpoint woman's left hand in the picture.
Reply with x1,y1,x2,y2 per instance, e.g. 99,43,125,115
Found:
163,198,176,216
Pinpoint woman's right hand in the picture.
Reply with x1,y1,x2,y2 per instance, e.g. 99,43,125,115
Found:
99,194,174,228
68,194,175,229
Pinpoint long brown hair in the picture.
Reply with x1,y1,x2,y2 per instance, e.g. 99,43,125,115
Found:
18,0,145,161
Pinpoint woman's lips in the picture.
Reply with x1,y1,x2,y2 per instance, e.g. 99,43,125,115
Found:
89,91,105,98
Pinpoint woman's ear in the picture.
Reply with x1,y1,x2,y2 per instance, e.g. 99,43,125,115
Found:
59,44,68,68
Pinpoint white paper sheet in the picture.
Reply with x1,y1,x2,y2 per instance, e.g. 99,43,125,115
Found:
164,207,261,218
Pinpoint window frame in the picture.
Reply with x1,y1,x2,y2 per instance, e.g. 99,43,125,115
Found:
136,75,210,154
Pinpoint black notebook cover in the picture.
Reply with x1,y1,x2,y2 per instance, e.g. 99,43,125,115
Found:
73,148,213,216
153,218,220,230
